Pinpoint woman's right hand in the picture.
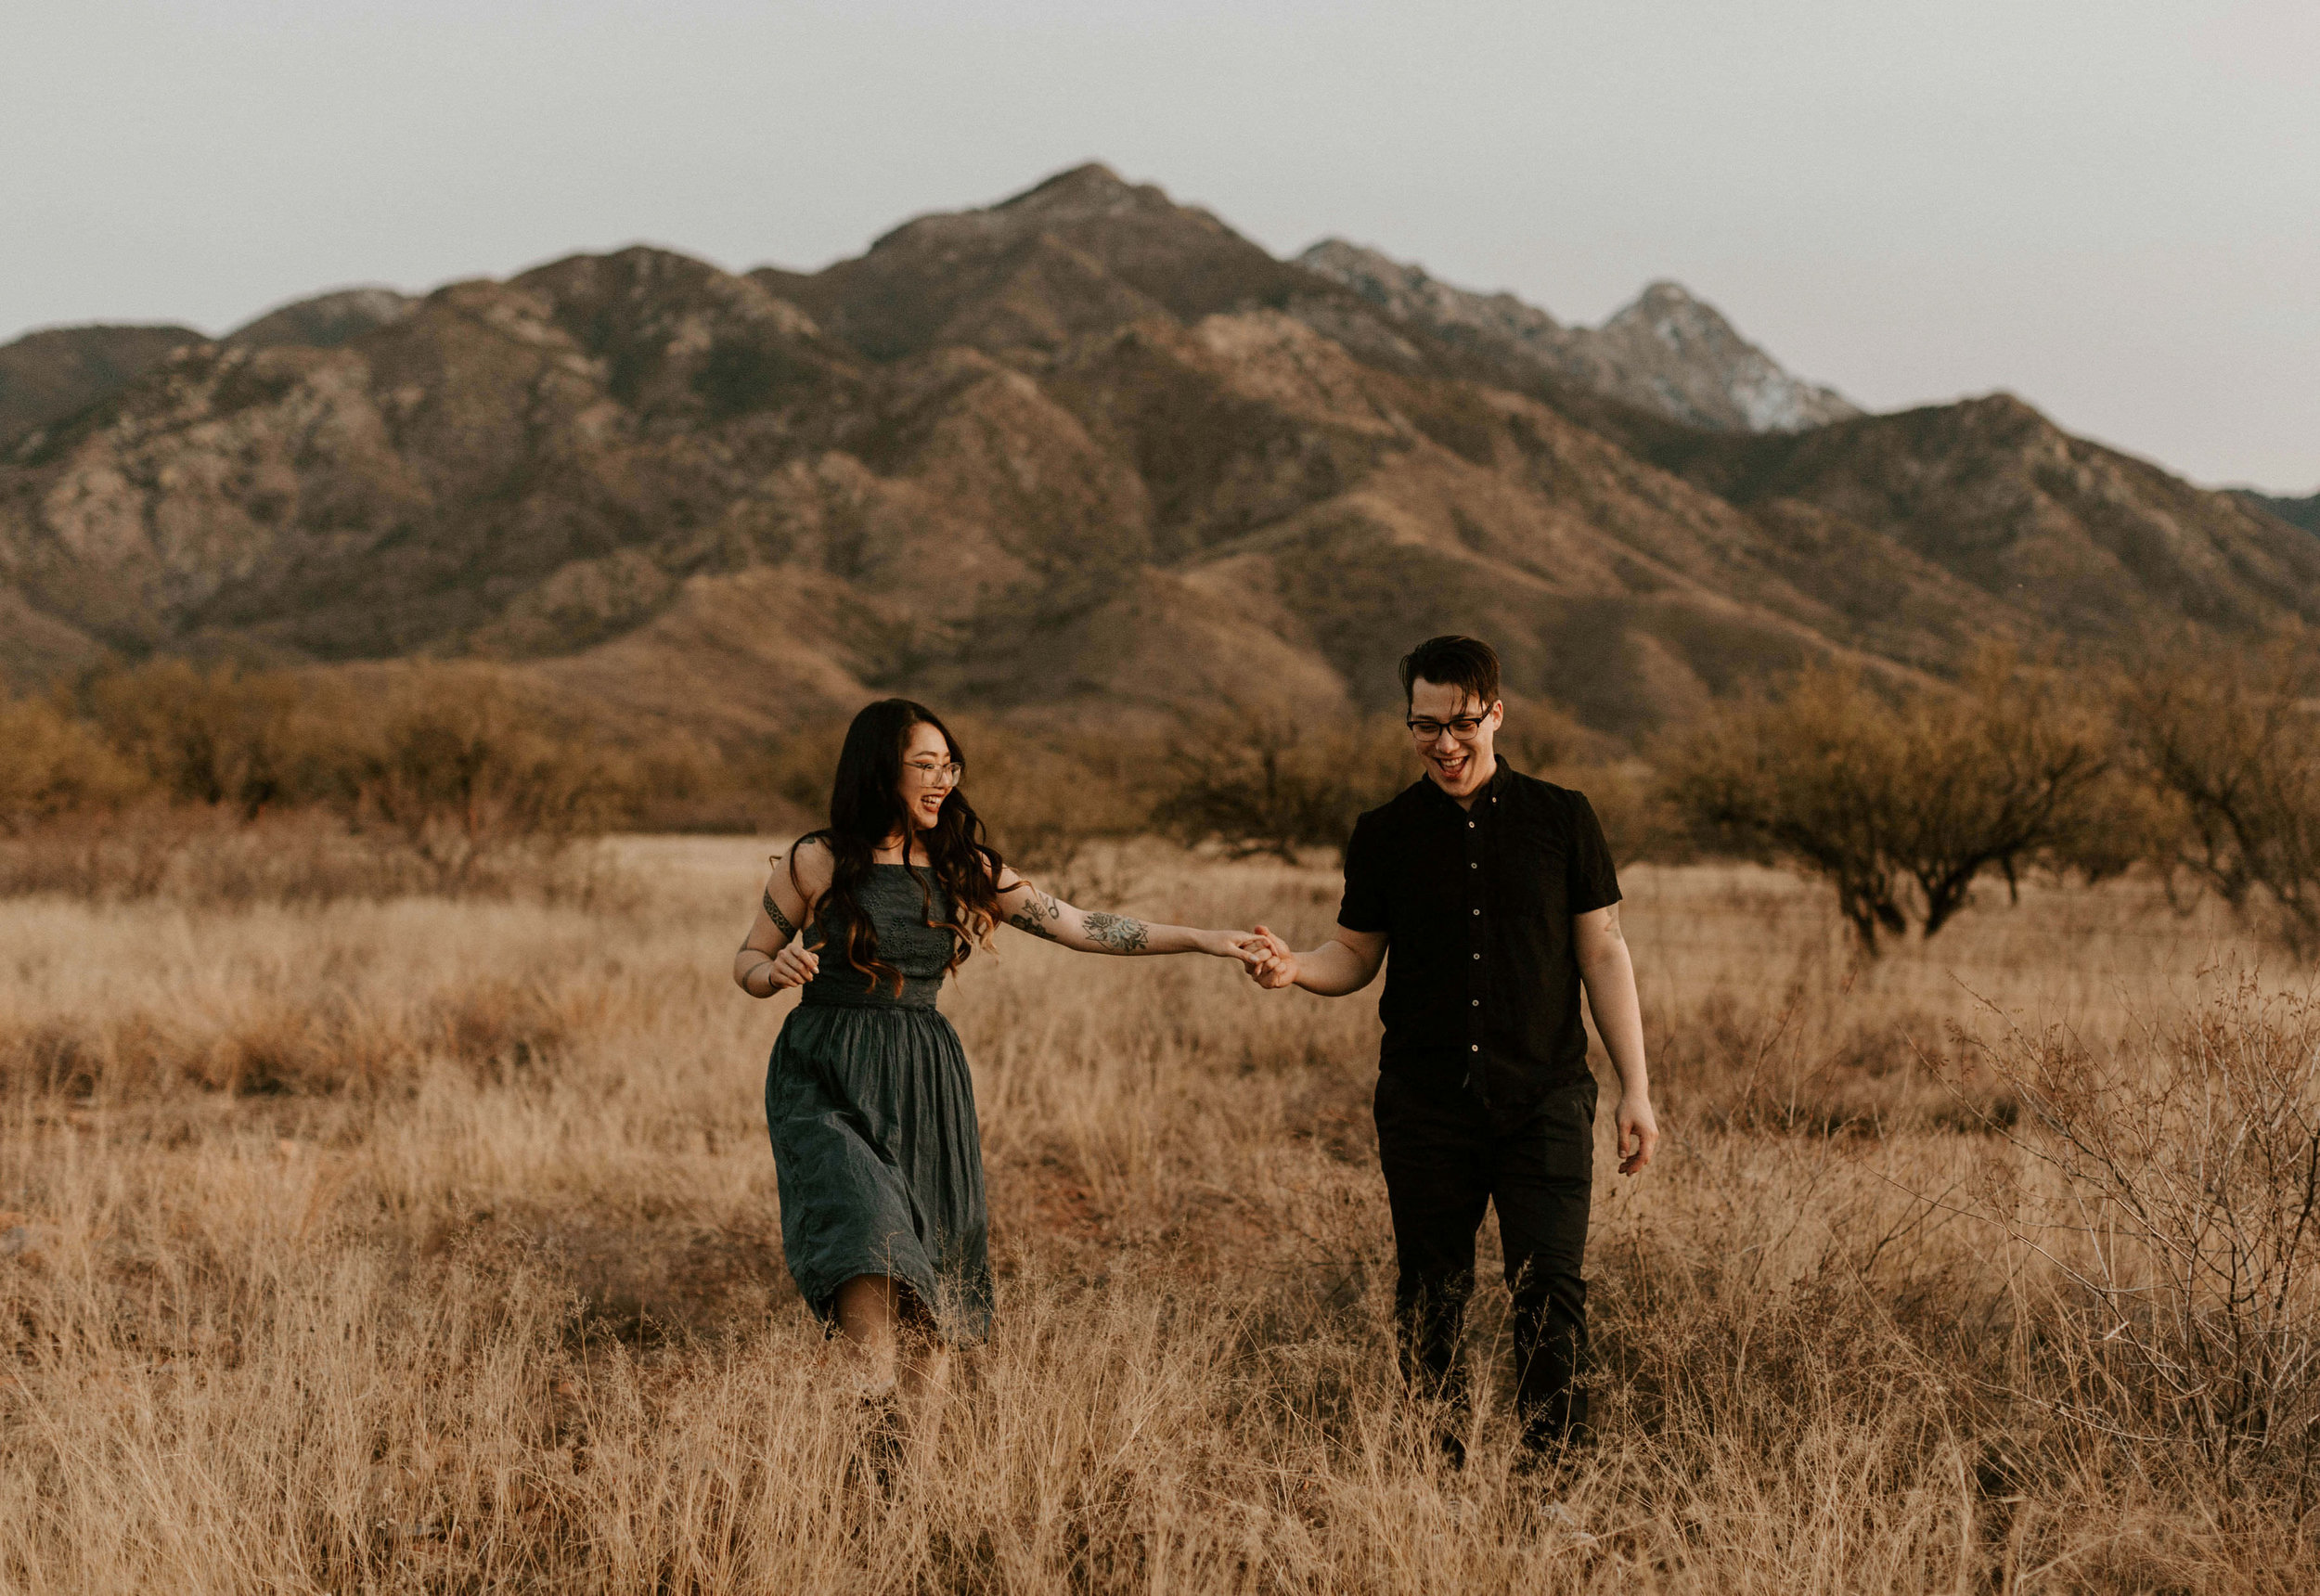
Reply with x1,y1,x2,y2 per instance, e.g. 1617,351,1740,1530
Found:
765,943,820,990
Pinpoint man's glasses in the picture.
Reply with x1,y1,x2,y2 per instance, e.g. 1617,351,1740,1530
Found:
906,760,963,788
1406,716,1488,743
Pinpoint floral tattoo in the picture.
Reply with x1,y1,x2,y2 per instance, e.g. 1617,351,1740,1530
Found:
1083,912,1151,954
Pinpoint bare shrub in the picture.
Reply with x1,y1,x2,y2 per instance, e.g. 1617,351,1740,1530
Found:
1661,655,2112,953
0,694,145,831
2118,635,2320,952
339,665,634,891
1940,975,2320,1493
0,805,210,899
1154,713,1409,862
953,722,1155,900
0,804,635,907
79,658,354,814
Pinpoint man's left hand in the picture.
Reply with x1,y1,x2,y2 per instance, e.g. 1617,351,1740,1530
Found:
1616,1092,1659,1175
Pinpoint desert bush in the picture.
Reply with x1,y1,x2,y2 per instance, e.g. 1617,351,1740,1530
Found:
1540,756,1694,864
951,719,1154,890
2116,635,2320,952
613,731,761,833
1660,655,2112,953
1941,974,2320,1493
79,658,355,814
4,663,651,902
338,665,636,891
0,804,638,907
0,693,145,831
1153,712,1410,862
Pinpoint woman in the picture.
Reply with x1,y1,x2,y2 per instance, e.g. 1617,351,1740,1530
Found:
732,698,1259,1448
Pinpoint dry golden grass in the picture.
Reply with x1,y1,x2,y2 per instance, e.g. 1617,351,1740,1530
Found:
1,840,2313,1593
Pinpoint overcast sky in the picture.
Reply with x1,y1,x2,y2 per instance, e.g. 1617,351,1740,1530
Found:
6,0,2314,491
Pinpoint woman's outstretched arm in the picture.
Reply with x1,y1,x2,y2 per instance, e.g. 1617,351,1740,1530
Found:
995,871,1258,962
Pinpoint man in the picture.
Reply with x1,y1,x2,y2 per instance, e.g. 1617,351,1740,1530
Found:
1246,634,1657,1464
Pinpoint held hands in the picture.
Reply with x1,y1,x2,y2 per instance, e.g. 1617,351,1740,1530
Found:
1207,929,1273,969
1243,925,1299,989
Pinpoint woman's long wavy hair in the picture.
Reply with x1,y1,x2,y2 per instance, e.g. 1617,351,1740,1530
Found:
787,699,1004,994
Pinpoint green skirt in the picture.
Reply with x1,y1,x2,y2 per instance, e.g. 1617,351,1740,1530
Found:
764,998,993,1343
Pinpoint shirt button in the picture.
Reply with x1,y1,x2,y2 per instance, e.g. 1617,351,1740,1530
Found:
1470,1044,1479,1052
1468,821,1476,829
1472,908,1480,916
1469,862,1477,869
1471,998,1479,1007
1473,953,1480,960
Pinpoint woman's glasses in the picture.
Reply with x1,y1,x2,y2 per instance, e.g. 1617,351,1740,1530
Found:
906,760,963,788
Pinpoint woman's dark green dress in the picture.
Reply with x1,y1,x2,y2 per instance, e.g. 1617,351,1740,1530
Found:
765,864,992,1343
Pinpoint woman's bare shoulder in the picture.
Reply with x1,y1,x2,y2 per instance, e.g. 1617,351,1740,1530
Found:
774,835,836,893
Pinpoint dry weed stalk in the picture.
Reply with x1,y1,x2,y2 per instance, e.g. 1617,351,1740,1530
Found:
1942,973,2320,1496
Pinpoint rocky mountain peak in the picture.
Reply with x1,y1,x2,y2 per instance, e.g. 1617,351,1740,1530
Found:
1298,242,1857,434
992,161,1152,223
867,162,1180,259
775,164,1306,364
1594,279,1858,432
1603,280,1714,340
226,287,417,351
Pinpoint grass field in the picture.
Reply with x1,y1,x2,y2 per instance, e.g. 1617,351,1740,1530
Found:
2,838,2313,1593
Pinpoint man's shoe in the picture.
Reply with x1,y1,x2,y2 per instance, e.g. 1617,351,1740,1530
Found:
1515,1408,1594,1468
1436,1426,1467,1471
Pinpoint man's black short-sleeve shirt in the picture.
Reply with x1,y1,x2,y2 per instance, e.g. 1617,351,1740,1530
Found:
1338,763,1620,1113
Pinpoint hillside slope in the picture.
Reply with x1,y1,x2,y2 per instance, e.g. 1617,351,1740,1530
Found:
4,164,2308,744
0,323,207,451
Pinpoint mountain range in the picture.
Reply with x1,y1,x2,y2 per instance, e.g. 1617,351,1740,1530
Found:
3,162,2314,745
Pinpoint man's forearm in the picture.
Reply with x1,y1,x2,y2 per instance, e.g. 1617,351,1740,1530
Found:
1579,946,1650,1098
1294,939,1380,997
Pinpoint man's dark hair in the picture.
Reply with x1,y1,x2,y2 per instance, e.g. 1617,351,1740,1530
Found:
1399,635,1502,710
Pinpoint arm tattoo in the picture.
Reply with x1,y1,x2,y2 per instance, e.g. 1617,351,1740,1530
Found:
1006,886,1063,943
1083,912,1151,954
736,947,774,995
762,889,797,938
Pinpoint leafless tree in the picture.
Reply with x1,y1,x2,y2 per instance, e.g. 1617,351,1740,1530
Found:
1661,654,2111,953
2119,635,2320,953
1154,712,1407,863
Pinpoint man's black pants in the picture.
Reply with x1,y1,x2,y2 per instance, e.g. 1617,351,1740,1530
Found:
1373,1070,1597,1450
